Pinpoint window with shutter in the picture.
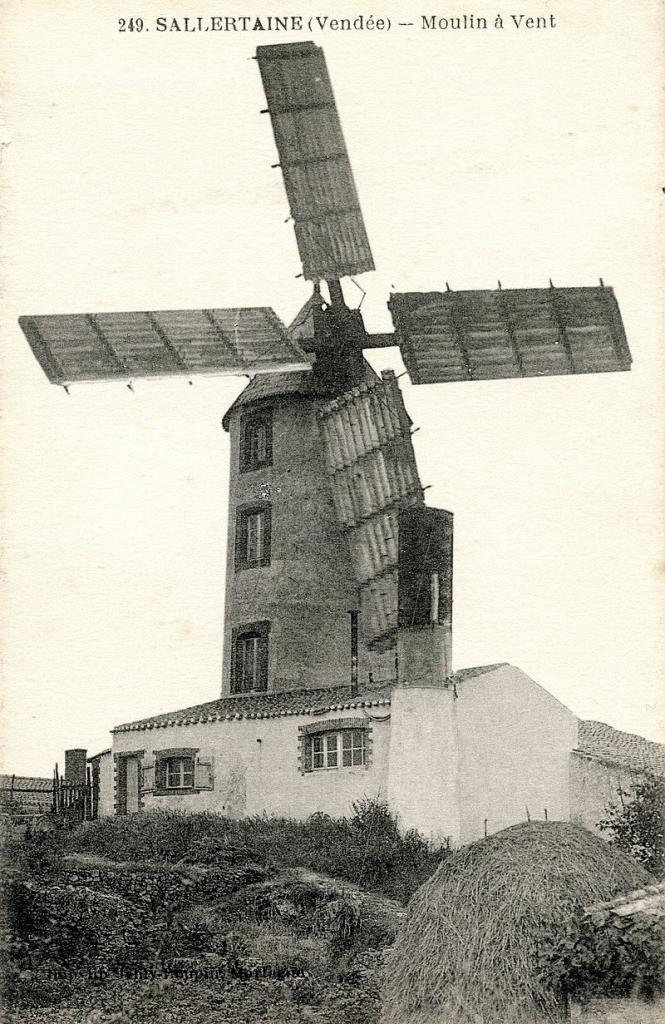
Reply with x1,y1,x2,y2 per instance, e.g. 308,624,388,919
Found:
155,757,167,791
165,757,194,789
235,503,272,571
240,411,273,473
141,755,156,794
194,756,215,790
152,747,200,794
231,621,270,693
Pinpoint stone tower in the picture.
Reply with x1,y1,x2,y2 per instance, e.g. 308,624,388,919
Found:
221,356,397,695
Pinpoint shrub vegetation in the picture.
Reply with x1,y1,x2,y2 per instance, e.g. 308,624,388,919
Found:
600,773,665,879
1,800,438,1022
539,902,665,1007
63,798,446,902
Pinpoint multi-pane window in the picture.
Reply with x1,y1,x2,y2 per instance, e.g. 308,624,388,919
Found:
148,749,214,795
235,504,271,571
311,733,338,770
342,730,366,766
231,621,270,694
240,411,272,473
164,756,194,789
310,729,366,770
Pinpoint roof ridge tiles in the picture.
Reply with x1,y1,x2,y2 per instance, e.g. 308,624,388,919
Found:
112,682,391,734
111,665,522,735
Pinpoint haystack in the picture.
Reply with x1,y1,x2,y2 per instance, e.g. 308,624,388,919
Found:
381,821,652,1024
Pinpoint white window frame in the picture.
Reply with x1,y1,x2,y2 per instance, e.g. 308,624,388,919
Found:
310,729,367,770
165,756,194,790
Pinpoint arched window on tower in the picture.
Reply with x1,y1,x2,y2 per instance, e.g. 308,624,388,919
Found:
231,621,270,693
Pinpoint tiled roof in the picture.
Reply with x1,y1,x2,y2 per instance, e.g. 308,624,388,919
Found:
0,775,52,812
87,749,112,761
576,720,665,776
221,370,324,429
113,683,393,733
584,881,665,919
0,775,51,792
112,664,509,734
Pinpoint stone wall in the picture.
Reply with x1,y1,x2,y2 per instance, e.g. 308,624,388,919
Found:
571,998,665,1022
222,396,364,694
222,394,396,695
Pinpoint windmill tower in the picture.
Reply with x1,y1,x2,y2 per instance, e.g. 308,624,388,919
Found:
18,41,632,702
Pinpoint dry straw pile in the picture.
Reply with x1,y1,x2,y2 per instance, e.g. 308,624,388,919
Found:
381,821,651,1024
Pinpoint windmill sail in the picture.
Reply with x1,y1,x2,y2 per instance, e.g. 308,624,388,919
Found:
318,371,423,649
19,307,310,386
256,41,375,282
390,285,631,385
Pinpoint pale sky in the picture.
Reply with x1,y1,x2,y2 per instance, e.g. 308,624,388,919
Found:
1,0,663,776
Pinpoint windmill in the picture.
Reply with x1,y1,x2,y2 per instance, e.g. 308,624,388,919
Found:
18,41,632,698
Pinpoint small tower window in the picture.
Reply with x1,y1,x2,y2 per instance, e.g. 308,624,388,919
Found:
235,504,272,571
240,411,272,473
231,621,270,693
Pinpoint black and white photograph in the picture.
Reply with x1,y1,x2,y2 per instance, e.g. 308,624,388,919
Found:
1,2,663,1022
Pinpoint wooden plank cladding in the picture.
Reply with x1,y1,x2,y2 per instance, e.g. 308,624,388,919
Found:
256,41,374,281
389,285,632,386
318,371,424,648
18,307,311,385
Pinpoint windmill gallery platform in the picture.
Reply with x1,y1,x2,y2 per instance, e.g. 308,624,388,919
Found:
18,42,660,841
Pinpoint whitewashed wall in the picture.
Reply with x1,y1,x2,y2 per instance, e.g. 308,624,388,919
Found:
107,707,389,820
456,665,578,843
569,752,643,835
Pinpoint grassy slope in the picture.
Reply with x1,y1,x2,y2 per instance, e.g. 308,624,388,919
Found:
2,804,436,1024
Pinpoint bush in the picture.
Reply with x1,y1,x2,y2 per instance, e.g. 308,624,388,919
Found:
1,823,66,881
65,801,447,902
539,906,665,1005
2,805,412,1020
600,773,665,878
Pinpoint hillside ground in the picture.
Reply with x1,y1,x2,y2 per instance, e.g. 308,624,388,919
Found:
0,802,440,1024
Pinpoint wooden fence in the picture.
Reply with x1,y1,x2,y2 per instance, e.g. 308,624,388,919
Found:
1,766,99,823
52,764,99,822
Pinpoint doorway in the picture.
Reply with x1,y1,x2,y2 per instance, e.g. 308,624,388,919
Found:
116,753,141,815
